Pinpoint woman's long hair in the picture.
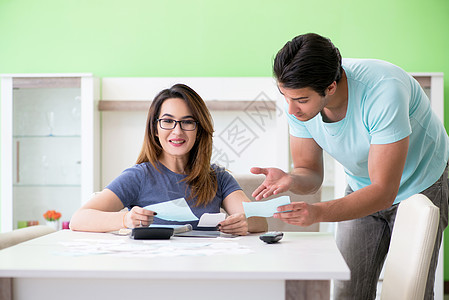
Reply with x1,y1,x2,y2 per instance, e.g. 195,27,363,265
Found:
136,84,217,206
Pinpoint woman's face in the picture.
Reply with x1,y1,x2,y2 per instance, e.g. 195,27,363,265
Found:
156,97,198,160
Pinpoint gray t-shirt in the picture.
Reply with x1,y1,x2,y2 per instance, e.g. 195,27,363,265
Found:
106,162,241,229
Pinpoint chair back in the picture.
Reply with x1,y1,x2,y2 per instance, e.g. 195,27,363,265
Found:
0,225,56,250
381,194,439,300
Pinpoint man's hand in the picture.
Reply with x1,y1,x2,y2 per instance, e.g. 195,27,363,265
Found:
250,167,293,200
273,202,320,227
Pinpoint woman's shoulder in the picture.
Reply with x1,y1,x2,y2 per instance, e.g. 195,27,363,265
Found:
123,162,158,176
210,163,236,180
210,164,241,196
127,162,149,170
210,163,228,173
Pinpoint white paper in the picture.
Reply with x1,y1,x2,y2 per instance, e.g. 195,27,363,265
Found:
144,198,198,222
242,196,291,217
57,238,252,257
197,213,226,227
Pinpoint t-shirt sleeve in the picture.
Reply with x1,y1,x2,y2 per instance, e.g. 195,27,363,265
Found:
213,165,242,200
364,79,412,144
105,165,145,207
284,102,312,138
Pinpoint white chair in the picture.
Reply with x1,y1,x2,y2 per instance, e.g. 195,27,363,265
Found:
0,225,56,300
0,225,56,250
381,194,439,300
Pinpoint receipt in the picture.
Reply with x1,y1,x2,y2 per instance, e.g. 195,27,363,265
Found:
144,198,199,222
198,213,226,227
242,196,291,217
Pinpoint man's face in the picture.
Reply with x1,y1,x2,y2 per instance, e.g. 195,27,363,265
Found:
278,85,328,122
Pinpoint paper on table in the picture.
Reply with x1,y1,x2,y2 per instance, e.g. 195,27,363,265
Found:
242,196,291,217
58,239,253,257
144,198,198,222
197,213,226,227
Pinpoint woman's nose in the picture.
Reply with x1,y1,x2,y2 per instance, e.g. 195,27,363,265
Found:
172,122,183,133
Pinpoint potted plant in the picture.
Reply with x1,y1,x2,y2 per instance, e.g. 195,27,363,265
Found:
43,210,62,230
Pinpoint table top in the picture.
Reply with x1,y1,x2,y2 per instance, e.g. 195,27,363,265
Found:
0,230,349,281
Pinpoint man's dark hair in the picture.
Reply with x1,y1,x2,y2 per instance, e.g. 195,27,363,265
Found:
273,33,343,96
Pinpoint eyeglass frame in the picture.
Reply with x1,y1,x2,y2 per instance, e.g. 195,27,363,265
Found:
156,118,198,131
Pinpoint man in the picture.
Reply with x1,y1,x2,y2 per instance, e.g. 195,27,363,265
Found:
251,33,449,299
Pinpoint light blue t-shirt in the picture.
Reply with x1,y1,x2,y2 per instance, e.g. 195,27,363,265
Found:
286,58,449,204
106,162,241,229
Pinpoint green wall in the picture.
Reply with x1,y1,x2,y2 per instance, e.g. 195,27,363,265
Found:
2,0,449,279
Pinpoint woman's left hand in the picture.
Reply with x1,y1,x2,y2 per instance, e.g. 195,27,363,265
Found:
218,213,248,236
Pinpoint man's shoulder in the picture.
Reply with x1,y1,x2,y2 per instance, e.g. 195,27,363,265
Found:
343,58,409,90
343,58,404,75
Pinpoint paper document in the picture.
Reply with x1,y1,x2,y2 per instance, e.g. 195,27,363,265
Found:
198,213,226,227
58,239,252,257
242,196,291,217
144,198,198,222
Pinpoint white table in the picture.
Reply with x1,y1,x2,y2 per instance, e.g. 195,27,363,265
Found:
0,230,349,300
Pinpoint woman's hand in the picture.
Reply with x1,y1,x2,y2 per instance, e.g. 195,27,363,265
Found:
250,167,293,200
218,213,248,236
124,206,156,228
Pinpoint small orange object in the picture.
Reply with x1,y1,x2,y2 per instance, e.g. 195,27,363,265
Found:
43,210,62,221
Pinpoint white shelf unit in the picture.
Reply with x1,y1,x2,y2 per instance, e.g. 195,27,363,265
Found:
0,74,100,232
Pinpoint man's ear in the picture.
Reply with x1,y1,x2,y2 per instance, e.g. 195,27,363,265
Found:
326,81,337,96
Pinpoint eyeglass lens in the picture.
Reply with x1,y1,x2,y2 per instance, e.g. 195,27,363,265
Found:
158,119,197,131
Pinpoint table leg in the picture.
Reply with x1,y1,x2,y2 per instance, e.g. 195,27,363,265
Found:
286,280,330,300
0,278,12,300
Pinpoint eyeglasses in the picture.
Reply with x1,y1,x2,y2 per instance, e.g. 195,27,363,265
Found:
157,118,198,131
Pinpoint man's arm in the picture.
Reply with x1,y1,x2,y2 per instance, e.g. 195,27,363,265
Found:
250,135,323,200
288,135,324,194
315,136,409,222
275,136,409,226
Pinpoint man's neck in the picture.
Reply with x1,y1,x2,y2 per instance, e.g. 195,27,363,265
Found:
321,71,348,123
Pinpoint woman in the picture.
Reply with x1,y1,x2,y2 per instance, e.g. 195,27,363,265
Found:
70,84,267,235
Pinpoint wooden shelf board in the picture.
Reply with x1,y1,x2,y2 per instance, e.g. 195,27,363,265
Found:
13,77,81,89
98,100,277,111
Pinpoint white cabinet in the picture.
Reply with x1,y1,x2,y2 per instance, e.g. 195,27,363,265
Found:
1,74,100,232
